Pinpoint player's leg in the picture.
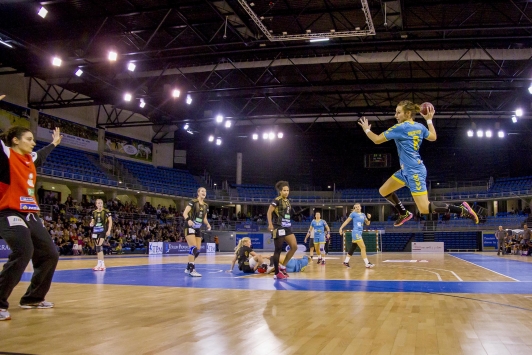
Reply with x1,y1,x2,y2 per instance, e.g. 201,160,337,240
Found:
282,234,298,267
355,239,374,268
343,242,358,268
379,173,411,227
184,231,199,275
93,237,105,271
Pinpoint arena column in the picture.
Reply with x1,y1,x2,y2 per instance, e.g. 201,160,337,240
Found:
67,185,83,203
29,109,39,134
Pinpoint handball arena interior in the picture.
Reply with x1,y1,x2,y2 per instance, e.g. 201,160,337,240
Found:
2,1,532,354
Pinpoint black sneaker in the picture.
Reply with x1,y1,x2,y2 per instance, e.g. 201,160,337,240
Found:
460,202,479,224
394,211,413,227
343,262,351,268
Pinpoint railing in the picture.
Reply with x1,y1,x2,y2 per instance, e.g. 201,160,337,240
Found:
37,167,532,205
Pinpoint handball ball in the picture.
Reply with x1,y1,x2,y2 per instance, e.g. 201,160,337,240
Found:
257,267,267,274
420,102,434,115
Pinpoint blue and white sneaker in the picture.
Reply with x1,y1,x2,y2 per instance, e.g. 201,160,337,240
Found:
0,309,11,321
19,301,54,309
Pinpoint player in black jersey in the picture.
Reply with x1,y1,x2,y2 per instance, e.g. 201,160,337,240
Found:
228,237,272,273
267,181,298,280
90,199,112,271
182,187,211,277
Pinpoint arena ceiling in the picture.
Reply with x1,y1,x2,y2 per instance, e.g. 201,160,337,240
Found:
1,0,532,140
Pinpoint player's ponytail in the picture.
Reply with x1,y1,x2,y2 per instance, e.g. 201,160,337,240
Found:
234,237,251,254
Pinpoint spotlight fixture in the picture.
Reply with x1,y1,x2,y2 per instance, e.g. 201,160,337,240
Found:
172,89,180,98
187,130,194,135
262,132,268,140
225,120,232,128
467,130,474,137
124,93,132,102
498,130,505,138
216,138,222,145
139,99,146,108
127,62,136,71
529,85,532,95
485,130,492,138
208,135,214,142
268,132,275,140
183,123,190,130
277,132,283,139
52,57,62,67
476,129,483,138
108,50,118,61
516,108,523,117
75,69,83,77
38,7,48,18
512,115,518,123
252,133,258,140
186,94,192,105
309,38,329,43
216,115,224,123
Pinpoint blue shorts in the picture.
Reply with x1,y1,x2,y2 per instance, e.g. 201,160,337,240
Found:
392,165,427,196
313,235,325,244
352,231,363,241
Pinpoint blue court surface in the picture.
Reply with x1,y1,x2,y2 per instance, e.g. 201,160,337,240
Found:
18,255,532,294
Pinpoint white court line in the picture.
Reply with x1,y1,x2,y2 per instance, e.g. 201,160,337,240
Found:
391,266,442,281
448,254,520,281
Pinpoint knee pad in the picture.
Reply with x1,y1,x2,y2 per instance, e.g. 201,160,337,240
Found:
194,248,200,259
348,243,357,256
189,246,196,256
96,245,103,253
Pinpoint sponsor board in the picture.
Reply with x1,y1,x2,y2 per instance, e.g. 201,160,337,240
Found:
149,242,163,255
164,242,207,255
412,242,444,253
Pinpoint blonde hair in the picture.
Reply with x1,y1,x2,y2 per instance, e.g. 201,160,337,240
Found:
234,237,251,254
397,100,421,118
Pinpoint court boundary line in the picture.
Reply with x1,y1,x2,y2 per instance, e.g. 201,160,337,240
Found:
449,253,520,281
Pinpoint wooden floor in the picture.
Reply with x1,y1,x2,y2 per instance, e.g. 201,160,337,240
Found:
1,252,532,355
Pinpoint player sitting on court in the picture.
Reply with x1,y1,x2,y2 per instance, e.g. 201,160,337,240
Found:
229,237,273,273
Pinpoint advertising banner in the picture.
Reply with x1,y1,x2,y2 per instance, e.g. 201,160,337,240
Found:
38,113,98,151
206,243,216,254
235,222,260,232
0,240,11,258
412,242,444,253
482,232,497,250
104,131,152,162
149,242,163,255
163,242,206,255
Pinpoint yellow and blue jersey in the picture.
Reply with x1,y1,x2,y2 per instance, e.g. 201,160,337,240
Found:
383,121,429,168
311,219,327,242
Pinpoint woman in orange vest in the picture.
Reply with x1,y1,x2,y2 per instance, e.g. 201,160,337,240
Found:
0,125,62,321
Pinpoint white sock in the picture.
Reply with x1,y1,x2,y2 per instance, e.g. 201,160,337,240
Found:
344,256,350,263
96,260,102,266
363,258,369,265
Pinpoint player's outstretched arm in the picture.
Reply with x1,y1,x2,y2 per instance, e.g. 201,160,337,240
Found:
358,117,387,144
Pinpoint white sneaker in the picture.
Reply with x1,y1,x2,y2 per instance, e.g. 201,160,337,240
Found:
266,266,275,274
0,309,11,321
184,269,190,274
19,301,54,309
189,270,202,277
365,263,375,269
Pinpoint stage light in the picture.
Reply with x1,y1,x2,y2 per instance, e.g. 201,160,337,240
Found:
268,132,275,140
52,57,62,67
216,115,224,123
108,50,117,61
139,99,145,108
225,120,232,128
476,130,483,138
186,95,192,105
127,62,136,71
516,108,523,117
172,89,180,98
485,130,492,138
216,138,222,145
512,115,518,123
208,135,214,142
498,130,505,138
528,85,532,95
252,133,258,140
277,132,283,138
183,123,189,130
187,130,194,135
38,7,48,18
467,130,474,137
75,69,83,77
124,93,132,102
262,132,268,140
310,38,329,43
